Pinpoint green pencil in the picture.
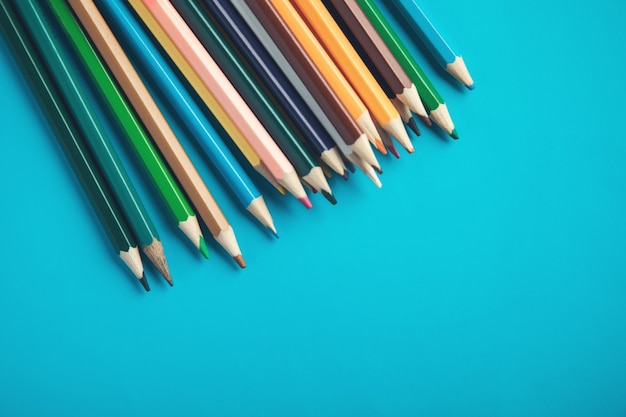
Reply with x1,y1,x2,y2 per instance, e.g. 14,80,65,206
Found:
0,1,149,291
171,0,332,197
47,0,208,259
13,0,173,285
356,0,458,138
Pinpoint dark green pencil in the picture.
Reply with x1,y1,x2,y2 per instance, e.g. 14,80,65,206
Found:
170,0,334,200
0,1,149,291
46,0,209,259
12,0,172,284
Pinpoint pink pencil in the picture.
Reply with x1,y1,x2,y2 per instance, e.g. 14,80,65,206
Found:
137,0,312,208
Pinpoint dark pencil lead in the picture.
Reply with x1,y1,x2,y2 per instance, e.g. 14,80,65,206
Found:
321,190,337,205
418,115,432,127
408,118,421,136
373,165,383,175
168,279,174,287
342,169,349,180
344,158,356,173
139,274,150,292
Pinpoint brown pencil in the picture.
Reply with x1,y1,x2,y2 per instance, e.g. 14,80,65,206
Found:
324,0,429,123
69,0,246,267
246,0,380,171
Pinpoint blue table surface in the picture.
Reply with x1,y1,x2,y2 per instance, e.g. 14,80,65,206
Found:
1,1,625,416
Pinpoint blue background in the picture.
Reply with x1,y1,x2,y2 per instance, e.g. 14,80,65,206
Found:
1,0,626,416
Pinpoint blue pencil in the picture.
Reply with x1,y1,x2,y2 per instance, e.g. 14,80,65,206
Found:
98,0,277,235
389,0,475,89
198,0,347,177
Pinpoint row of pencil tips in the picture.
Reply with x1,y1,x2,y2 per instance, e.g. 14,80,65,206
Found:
0,0,473,291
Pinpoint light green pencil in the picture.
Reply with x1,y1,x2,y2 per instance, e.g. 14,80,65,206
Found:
47,0,209,259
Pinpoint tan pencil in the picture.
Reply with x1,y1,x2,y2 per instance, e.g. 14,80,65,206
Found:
69,0,246,267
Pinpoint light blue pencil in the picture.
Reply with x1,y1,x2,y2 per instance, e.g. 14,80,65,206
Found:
389,0,474,89
98,0,276,235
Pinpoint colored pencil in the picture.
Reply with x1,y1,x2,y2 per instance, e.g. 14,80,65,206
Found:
111,1,283,195
391,97,420,136
324,0,428,122
198,0,347,179
356,0,458,138
97,0,276,234
13,0,172,284
0,1,149,291
130,0,312,208
263,0,383,153
72,0,246,266
47,0,209,258
170,0,334,200
389,0,474,89
240,0,381,175
292,0,412,152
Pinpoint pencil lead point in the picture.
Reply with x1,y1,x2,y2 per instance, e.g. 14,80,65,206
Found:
344,159,356,173
168,280,174,287
374,139,387,154
419,115,432,127
450,128,459,139
321,190,337,205
199,236,210,259
389,144,401,159
373,165,383,175
342,170,349,180
408,118,421,135
234,255,246,268
298,196,313,209
467,83,475,90
139,274,150,292
272,229,280,239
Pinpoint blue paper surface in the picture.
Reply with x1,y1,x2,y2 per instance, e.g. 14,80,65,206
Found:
0,0,625,416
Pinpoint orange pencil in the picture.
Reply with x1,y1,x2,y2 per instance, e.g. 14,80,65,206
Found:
291,0,412,152
266,0,384,153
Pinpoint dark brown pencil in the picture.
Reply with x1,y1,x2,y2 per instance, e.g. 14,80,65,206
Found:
324,0,429,123
246,0,380,171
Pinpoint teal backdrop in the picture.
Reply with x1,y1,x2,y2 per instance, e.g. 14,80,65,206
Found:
1,0,625,416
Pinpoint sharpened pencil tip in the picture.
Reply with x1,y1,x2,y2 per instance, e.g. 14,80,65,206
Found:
168,280,174,287
321,190,337,205
408,118,421,136
374,139,387,155
139,274,150,292
199,236,210,259
451,128,459,139
234,255,246,268
298,196,313,209
374,166,383,175
419,115,432,127
389,145,401,159
467,83,475,90
272,229,280,239
344,159,356,173
342,170,349,180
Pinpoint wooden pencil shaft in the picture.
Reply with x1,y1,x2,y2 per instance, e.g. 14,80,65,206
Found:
356,0,445,111
99,0,263,213
264,0,368,125
200,0,338,159
13,0,161,249
170,0,319,178
325,0,411,95
74,0,232,237
132,0,294,181
291,0,400,125
244,0,363,146
47,0,196,226
0,1,138,257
